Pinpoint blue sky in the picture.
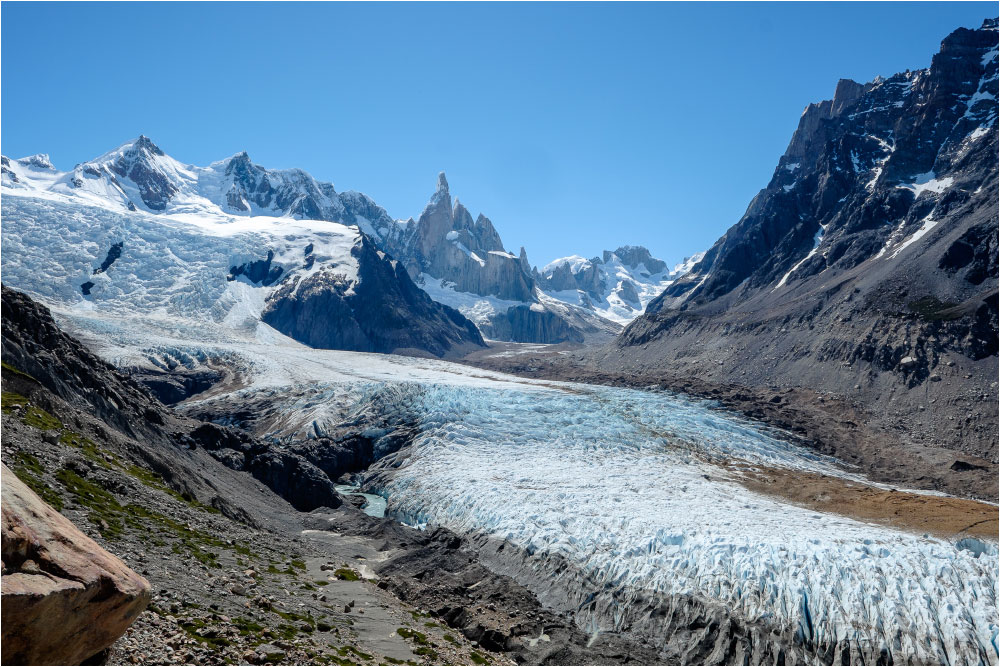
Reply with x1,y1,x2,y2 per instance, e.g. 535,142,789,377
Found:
2,2,995,267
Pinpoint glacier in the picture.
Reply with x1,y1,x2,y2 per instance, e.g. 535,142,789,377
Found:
2,190,997,665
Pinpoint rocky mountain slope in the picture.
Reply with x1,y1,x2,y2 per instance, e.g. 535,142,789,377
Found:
610,19,999,463
537,247,703,324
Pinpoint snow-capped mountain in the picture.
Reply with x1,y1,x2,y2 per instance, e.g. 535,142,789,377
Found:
3,140,679,345
614,18,999,461
652,20,998,309
537,247,704,325
2,136,399,239
1,138,485,358
383,173,622,343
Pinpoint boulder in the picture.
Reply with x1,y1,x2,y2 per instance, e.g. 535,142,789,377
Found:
1,464,150,665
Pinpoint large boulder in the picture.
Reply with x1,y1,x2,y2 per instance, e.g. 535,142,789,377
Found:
1,464,150,665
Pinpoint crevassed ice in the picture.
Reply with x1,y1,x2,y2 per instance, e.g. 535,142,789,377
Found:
3,192,997,665
363,383,998,665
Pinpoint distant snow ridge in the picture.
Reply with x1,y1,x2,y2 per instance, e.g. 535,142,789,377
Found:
0,185,484,356
0,136,397,240
2,139,701,343
360,382,998,665
537,247,704,324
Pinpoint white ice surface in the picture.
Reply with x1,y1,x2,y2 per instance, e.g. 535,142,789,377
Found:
2,189,997,666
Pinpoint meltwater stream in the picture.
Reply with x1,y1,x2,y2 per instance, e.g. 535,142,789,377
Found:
354,381,998,665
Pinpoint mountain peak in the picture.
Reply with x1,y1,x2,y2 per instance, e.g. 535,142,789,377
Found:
18,154,54,170
133,135,165,156
436,171,449,194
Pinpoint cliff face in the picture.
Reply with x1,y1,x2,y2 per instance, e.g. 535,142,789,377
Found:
385,173,536,303
613,20,999,462
384,173,621,344
261,236,485,357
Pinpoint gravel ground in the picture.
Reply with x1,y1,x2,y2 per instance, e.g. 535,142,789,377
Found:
2,388,512,667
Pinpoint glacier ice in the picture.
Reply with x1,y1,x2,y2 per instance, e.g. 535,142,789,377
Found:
2,191,997,665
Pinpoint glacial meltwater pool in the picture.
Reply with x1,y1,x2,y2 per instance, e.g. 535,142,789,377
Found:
334,484,387,519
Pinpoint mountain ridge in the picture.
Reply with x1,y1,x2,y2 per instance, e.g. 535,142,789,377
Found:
609,17,999,463
2,142,694,344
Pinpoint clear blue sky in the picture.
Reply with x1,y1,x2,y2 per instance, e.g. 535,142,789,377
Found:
2,2,995,268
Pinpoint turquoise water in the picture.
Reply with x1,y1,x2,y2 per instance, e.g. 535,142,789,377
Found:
335,484,387,518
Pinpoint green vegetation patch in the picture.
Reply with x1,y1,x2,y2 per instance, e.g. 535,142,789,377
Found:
443,634,460,646
413,647,438,659
55,467,232,565
470,650,490,665
60,430,115,469
11,451,64,510
232,616,265,638
333,567,360,581
55,468,126,537
179,617,231,649
908,296,962,321
396,628,429,645
122,460,221,515
1,392,62,430
336,646,373,661
1,361,37,382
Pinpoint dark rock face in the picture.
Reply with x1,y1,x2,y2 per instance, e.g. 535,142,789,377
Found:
384,173,536,302
1,286,344,514
187,423,342,513
107,135,177,211
654,21,998,308
228,250,284,286
482,305,585,344
94,241,123,275
131,367,222,405
1,285,167,441
261,236,484,357
616,20,999,461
